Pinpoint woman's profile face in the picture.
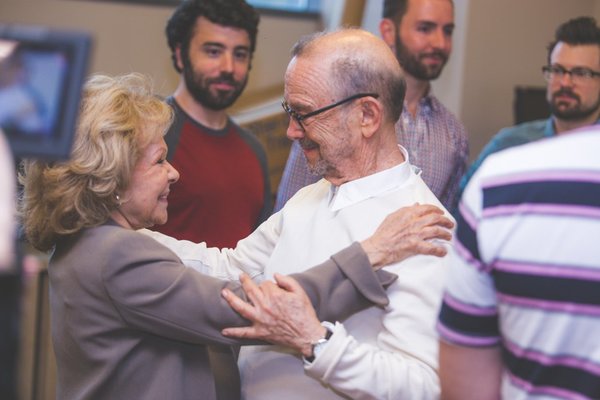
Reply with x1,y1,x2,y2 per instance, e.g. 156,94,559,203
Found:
117,136,179,230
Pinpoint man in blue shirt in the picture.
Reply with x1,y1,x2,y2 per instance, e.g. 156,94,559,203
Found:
459,16,600,199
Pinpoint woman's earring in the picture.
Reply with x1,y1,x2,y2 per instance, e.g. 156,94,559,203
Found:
115,194,121,206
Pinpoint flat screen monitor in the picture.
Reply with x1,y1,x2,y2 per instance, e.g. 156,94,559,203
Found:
0,24,92,160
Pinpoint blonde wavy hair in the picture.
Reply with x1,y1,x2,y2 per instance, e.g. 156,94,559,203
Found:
19,73,173,252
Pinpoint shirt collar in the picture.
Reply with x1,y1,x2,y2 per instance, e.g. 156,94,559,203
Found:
328,146,416,211
547,117,600,137
402,92,440,116
545,117,556,137
422,92,441,113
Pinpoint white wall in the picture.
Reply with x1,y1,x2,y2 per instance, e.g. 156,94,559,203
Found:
321,0,346,30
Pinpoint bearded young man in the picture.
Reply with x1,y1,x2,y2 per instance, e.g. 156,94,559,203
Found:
274,0,468,213
459,16,600,195
153,0,271,248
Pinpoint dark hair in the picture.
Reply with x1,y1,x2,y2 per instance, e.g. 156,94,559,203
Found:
383,0,453,23
382,0,410,22
166,0,260,73
547,16,600,64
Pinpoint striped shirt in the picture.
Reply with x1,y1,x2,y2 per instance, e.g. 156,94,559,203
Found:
273,93,468,212
437,126,600,400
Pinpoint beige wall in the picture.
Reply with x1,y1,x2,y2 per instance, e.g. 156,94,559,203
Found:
1,0,178,93
0,0,322,111
595,0,600,18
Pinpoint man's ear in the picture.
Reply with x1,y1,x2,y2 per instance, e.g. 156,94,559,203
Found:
380,18,397,50
175,46,184,72
359,97,383,139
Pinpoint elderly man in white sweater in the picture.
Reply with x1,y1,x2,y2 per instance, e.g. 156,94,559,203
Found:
147,28,453,400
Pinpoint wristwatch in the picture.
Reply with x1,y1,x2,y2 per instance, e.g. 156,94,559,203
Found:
304,321,335,363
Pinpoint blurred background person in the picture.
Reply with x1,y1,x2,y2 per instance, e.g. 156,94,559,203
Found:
0,130,15,272
459,16,600,196
0,128,18,399
156,0,272,385
153,0,271,248
0,44,45,135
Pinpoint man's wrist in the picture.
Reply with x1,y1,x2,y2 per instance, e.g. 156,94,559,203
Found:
303,321,335,363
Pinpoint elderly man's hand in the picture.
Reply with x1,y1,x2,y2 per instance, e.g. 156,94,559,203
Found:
361,203,454,269
221,273,326,357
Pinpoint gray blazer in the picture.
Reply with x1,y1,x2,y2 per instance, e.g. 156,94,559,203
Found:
49,222,395,400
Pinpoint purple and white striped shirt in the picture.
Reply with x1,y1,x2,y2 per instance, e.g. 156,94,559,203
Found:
437,126,600,400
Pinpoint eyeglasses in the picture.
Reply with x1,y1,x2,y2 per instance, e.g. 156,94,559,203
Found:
542,65,600,83
281,93,379,130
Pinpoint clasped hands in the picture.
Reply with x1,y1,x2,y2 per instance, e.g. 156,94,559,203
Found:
222,273,324,357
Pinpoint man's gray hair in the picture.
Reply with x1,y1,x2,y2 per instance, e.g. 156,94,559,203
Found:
290,28,406,123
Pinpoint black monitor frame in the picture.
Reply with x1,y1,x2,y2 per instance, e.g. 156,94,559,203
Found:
0,24,92,160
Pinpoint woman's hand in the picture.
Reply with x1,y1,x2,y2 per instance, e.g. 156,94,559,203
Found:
221,273,325,357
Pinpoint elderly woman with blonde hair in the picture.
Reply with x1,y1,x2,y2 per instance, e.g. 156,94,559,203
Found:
18,73,438,400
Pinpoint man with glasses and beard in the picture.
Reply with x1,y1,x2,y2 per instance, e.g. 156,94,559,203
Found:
274,0,468,213
459,16,600,195
153,0,271,249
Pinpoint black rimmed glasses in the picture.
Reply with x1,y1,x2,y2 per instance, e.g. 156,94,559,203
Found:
281,93,379,130
542,65,600,83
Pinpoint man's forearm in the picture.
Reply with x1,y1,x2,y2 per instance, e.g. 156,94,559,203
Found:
439,340,502,400
139,227,269,281
291,242,396,322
